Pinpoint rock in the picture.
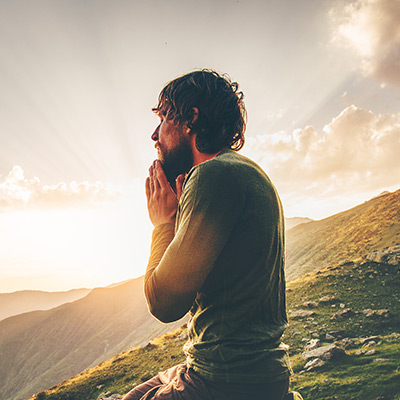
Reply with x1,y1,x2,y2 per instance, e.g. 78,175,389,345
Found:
331,308,352,320
312,332,320,338
355,350,365,355
326,333,335,341
373,358,389,363
303,301,319,308
304,338,320,351
319,295,339,303
290,310,316,318
359,335,380,344
388,332,400,340
366,247,400,265
302,344,346,360
363,340,376,347
362,309,389,318
301,338,310,342
338,337,357,349
365,349,376,355
97,393,123,400
304,358,326,370
339,303,346,308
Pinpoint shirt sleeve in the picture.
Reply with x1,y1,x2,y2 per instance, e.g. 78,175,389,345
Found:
144,162,245,323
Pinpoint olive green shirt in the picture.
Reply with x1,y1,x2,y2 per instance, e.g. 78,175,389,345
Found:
145,150,291,384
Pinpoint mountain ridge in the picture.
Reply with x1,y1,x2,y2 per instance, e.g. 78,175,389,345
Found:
0,288,91,322
286,188,400,280
0,277,186,400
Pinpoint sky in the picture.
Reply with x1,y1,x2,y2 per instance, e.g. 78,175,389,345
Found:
0,0,399,292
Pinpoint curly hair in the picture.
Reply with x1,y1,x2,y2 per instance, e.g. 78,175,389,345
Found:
153,69,247,154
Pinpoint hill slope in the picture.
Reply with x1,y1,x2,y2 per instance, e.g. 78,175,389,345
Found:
0,277,186,400
286,189,400,280
0,289,91,322
27,256,400,400
285,217,313,230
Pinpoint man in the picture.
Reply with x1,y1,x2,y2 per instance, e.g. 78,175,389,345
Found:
123,70,301,400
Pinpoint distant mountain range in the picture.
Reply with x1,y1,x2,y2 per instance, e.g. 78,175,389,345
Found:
0,278,186,400
286,189,400,280
0,289,91,322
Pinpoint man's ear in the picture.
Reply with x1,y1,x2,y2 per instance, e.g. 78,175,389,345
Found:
186,107,199,133
191,107,199,125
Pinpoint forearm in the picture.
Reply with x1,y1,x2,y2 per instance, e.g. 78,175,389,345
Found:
144,223,178,322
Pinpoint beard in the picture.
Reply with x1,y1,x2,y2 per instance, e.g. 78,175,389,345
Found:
158,137,194,190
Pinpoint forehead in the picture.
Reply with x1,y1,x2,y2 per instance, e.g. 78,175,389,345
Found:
153,102,173,119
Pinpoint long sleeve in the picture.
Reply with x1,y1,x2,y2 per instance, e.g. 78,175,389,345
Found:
144,159,244,323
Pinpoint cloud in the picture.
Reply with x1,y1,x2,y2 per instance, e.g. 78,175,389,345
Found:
243,105,400,217
331,0,400,86
0,166,122,209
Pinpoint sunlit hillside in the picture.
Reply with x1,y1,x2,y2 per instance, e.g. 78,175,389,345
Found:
27,257,400,400
286,189,400,281
0,278,186,400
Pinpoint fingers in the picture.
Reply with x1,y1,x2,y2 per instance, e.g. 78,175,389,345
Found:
145,177,150,201
176,174,185,201
146,161,171,202
154,160,169,189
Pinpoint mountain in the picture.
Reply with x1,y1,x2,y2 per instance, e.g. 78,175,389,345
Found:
26,256,400,400
0,289,91,322
0,277,186,400
286,189,400,280
285,217,313,230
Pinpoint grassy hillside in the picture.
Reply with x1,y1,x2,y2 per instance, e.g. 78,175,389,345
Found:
28,257,400,400
0,278,186,400
286,189,400,280
0,288,91,321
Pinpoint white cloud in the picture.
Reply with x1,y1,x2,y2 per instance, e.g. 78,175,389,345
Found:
0,166,122,209
243,105,400,218
331,0,400,86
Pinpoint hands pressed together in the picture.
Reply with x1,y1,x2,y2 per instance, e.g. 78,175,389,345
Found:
145,160,185,227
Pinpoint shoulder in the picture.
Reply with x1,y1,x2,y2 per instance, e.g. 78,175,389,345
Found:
189,150,263,182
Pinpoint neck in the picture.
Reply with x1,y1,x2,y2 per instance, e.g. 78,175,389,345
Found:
192,150,223,167
187,133,227,168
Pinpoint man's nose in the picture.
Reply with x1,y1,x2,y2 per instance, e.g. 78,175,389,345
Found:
151,125,159,141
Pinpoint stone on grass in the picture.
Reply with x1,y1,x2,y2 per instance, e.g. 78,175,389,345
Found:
302,344,346,360
362,309,389,318
97,393,123,400
290,310,315,318
304,338,320,352
359,335,380,344
303,301,319,308
319,295,339,303
304,358,326,370
331,308,352,320
326,333,335,341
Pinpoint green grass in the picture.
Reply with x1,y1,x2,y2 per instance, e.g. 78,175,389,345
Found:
30,259,400,400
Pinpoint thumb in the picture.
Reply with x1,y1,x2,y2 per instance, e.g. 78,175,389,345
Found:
175,174,185,201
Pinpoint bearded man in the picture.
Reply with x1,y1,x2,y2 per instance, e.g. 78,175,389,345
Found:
123,69,301,400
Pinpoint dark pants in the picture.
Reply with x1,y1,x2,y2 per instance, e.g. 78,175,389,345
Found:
123,363,289,400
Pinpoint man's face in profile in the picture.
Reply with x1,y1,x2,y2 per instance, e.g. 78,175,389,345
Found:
151,109,193,188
